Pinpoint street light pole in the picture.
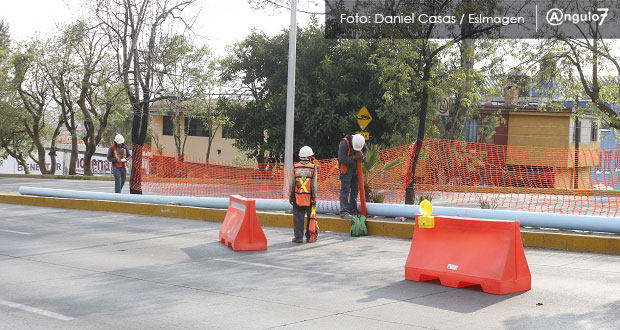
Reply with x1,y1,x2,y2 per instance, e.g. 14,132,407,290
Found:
283,0,297,198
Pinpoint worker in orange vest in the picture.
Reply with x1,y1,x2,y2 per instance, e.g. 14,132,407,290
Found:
338,133,366,218
107,134,132,193
289,146,318,243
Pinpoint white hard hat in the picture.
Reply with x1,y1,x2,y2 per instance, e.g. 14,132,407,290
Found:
352,134,365,151
114,134,125,144
298,146,314,158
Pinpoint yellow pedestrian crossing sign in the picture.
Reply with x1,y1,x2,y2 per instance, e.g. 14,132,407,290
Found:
357,106,372,130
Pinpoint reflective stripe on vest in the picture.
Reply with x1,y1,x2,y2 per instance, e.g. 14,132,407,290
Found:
113,145,127,168
339,137,351,174
294,162,315,207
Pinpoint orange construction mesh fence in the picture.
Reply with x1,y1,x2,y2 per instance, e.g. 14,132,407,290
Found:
133,138,620,217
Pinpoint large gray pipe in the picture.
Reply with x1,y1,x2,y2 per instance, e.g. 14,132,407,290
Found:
18,186,620,233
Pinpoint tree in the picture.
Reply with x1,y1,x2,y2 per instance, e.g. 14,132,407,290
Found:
509,6,620,132
11,39,64,174
0,21,32,173
43,25,82,175
221,31,289,164
155,34,215,160
365,0,515,204
93,0,197,193
77,28,128,176
194,60,223,161
547,39,619,129
222,23,389,162
295,27,389,157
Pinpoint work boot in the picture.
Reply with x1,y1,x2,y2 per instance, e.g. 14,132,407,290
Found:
291,237,303,243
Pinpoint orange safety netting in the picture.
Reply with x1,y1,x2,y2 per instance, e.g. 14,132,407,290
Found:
132,138,620,217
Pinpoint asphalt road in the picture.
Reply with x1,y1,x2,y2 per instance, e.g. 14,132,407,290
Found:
1,203,620,329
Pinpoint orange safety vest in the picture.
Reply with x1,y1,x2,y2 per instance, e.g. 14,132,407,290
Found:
113,145,127,168
294,162,315,207
339,137,351,174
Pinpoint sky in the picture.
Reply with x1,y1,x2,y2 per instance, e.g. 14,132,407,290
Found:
0,0,319,58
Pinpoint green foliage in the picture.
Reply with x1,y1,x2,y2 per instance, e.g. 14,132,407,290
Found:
416,193,434,204
222,24,389,162
511,37,620,129
0,21,33,167
369,191,385,203
478,195,499,209
154,34,219,157
0,21,9,61
362,144,401,203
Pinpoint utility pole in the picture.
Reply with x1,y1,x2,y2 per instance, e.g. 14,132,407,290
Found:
283,0,297,198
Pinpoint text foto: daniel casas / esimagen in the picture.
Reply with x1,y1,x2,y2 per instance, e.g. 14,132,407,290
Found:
339,13,525,26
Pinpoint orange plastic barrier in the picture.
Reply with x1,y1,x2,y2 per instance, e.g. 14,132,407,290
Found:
219,195,267,251
405,215,531,294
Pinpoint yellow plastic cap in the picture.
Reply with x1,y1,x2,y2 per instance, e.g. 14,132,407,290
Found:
420,199,432,216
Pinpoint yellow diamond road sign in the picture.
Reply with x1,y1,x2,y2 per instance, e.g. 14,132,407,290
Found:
357,106,372,130
356,131,369,140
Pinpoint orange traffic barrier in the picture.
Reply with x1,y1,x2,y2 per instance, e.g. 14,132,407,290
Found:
405,215,531,294
219,195,267,251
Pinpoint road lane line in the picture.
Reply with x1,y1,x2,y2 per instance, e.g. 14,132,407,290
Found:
211,258,345,277
0,299,74,321
0,229,33,235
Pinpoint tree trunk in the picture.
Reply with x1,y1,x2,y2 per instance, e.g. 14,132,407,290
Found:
69,132,78,175
33,141,49,175
130,143,143,194
446,16,474,140
2,146,30,174
20,158,30,174
48,148,58,175
83,141,96,176
405,60,433,204
206,136,213,162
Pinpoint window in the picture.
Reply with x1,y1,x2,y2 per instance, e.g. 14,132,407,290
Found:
591,122,598,142
574,120,581,142
163,115,174,136
187,118,209,137
464,119,477,142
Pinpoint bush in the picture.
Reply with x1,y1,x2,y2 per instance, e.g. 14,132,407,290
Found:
478,195,499,209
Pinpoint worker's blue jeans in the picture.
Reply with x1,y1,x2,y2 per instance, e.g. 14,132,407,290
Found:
113,167,127,193
339,170,359,214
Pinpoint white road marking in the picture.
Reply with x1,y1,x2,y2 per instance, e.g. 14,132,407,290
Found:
212,258,345,277
0,299,74,321
0,229,33,235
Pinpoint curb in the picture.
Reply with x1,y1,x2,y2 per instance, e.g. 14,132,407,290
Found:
1,193,618,255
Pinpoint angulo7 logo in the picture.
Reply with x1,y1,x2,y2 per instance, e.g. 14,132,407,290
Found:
546,7,609,26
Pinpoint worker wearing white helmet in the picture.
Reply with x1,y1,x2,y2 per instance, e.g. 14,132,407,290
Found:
337,133,367,217
107,134,131,193
289,146,318,243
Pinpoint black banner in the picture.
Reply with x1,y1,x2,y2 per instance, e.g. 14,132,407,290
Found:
325,1,620,39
